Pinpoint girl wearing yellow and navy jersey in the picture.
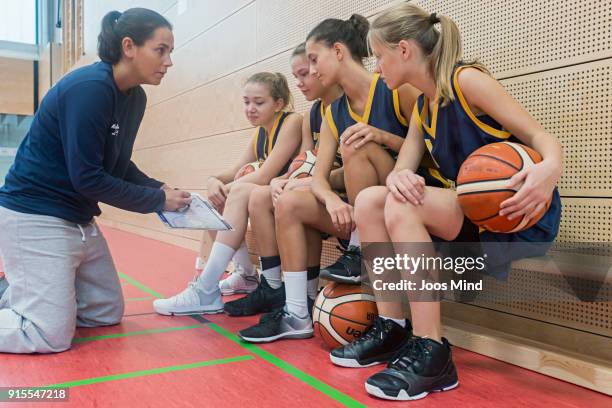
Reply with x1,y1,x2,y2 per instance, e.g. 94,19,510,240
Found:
342,4,563,401
153,72,303,316
222,43,344,316
237,15,423,344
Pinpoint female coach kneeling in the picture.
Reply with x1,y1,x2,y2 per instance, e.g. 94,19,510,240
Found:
0,8,190,353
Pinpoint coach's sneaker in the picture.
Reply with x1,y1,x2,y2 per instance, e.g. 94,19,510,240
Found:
153,282,224,315
365,337,458,401
219,263,258,295
0,276,8,299
223,276,285,316
239,307,313,343
319,245,362,284
330,317,412,368
0,276,8,308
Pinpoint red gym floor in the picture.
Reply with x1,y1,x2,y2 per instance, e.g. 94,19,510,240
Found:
0,226,609,407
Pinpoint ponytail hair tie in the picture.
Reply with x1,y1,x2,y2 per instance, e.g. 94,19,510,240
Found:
429,12,440,25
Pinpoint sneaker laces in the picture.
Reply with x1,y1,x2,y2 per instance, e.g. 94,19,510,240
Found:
334,245,361,266
222,270,247,285
237,278,267,303
388,337,429,371
168,280,202,307
230,262,257,280
354,316,387,345
259,307,287,324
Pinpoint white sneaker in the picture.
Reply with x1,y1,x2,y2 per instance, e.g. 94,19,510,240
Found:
0,276,8,307
219,263,258,295
153,282,224,315
0,276,8,297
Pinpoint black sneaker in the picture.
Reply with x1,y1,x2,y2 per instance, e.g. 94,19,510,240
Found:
329,317,412,368
223,276,285,316
365,337,458,401
239,307,313,343
319,245,362,284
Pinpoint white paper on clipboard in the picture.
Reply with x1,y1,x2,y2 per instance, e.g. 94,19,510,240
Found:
157,194,233,230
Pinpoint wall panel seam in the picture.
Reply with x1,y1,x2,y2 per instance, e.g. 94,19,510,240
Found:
162,1,178,15
135,126,256,152
147,45,297,109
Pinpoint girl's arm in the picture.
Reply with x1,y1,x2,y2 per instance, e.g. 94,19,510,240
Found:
300,112,315,152
311,116,342,206
312,112,355,235
457,67,563,220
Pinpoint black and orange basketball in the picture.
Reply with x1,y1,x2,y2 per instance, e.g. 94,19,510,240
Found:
312,282,378,349
287,149,317,179
456,142,552,233
234,161,262,181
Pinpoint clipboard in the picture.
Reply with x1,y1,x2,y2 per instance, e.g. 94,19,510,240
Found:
157,193,233,230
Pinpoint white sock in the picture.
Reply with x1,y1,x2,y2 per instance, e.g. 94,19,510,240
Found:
349,230,360,248
380,315,406,328
196,242,235,293
307,278,319,300
232,240,254,275
262,266,282,289
283,271,308,317
195,256,206,271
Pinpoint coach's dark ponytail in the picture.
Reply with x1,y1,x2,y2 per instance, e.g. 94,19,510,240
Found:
98,8,173,64
306,14,370,62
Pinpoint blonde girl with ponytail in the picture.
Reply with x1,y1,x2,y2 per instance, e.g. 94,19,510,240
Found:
340,3,562,400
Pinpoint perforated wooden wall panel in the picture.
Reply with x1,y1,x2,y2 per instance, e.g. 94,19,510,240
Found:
460,266,612,337
256,0,397,59
501,60,612,197
415,0,612,78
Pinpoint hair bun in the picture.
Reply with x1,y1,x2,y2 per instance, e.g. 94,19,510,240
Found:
347,14,370,36
109,10,122,26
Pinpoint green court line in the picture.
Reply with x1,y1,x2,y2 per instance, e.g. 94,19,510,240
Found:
42,356,254,388
72,324,204,344
120,272,366,408
118,272,165,298
207,323,366,407
125,296,154,301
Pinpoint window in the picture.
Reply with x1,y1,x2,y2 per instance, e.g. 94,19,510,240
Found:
0,1,37,45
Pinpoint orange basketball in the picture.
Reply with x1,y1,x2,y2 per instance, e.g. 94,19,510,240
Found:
234,161,262,181
456,142,552,233
312,282,378,349
287,149,317,179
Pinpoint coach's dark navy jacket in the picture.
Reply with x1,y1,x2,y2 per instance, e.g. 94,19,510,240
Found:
0,61,165,224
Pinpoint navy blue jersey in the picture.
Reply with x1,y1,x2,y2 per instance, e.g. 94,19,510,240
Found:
251,111,294,175
326,73,408,166
414,64,561,276
309,99,325,148
252,111,289,161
